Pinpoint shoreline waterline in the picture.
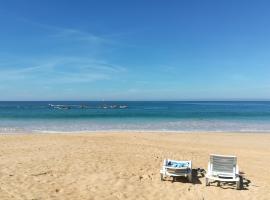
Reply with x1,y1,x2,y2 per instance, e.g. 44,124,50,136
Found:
1,130,270,135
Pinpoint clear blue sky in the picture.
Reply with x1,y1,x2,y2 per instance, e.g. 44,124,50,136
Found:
0,0,270,100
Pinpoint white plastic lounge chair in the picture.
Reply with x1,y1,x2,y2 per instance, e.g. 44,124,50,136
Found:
160,159,192,182
205,154,243,190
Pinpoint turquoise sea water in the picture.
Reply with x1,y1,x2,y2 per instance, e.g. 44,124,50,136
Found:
1,101,270,133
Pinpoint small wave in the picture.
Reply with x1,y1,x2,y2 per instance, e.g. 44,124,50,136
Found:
1,119,270,134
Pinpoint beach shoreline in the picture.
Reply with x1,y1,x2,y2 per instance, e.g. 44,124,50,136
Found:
0,131,269,199
2,130,270,135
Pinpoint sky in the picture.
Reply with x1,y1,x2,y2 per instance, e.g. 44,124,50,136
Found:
0,0,270,101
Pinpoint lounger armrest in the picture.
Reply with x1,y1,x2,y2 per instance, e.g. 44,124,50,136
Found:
206,162,211,176
236,164,239,175
161,159,167,173
163,159,167,166
207,162,211,172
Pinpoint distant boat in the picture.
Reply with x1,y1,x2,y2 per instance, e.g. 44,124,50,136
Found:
102,105,108,109
56,105,70,110
48,103,128,110
80,105,89,109
48,104,70,110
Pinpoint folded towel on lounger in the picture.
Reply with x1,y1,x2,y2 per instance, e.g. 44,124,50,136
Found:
168,161,189,168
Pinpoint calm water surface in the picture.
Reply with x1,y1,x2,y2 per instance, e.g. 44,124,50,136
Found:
1,101,270,133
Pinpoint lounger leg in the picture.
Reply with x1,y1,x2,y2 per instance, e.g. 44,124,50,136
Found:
236,176,243,190
160,173,164,181
188,173,193,183
205,178,210,186
236,181,240,190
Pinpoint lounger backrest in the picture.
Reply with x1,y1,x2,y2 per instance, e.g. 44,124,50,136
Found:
210,154,237,174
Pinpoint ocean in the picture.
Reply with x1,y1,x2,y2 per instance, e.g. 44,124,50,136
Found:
1,101,270,133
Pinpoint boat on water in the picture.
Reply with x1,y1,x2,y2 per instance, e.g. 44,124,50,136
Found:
80,105,89,109
119,105,128,109
48,104,128,110
48,104,71,110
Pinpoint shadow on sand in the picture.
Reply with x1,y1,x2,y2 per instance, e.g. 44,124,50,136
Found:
162,169,251,190
162,168,203,184
204,170,251,190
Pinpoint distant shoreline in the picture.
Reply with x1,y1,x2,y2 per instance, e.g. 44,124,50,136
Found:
1,130,270,135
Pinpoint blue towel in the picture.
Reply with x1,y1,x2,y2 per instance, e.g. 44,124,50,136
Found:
168,161,189,168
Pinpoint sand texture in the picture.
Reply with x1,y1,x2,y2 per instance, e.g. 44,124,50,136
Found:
0,132,270,200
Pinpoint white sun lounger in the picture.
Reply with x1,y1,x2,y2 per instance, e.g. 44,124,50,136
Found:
160,159,192,182
205,154,243,190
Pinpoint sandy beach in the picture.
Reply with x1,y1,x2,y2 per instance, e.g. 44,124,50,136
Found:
0,132,269,200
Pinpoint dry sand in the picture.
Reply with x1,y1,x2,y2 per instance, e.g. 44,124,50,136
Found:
0,132,269,200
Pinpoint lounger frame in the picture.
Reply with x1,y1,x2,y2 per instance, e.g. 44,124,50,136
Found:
205,154,242,189
160,159,193,182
